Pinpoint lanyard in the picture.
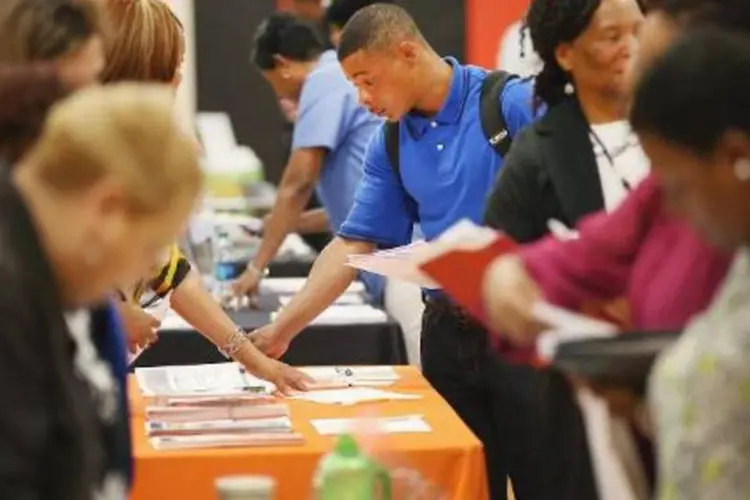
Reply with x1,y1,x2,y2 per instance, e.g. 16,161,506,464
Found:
589,128,636,192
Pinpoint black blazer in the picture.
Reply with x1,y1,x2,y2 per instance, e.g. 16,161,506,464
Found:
0,173,127,499
483,97,605,243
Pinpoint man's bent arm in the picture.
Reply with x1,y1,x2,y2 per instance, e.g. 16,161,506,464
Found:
269,237,375,341
251,148,325,272
296,208,329,234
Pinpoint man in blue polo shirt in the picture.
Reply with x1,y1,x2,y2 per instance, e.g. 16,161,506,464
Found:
247,6,536,499
234,12,425,365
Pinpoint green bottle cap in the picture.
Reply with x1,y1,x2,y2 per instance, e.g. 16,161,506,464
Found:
334,434,360,458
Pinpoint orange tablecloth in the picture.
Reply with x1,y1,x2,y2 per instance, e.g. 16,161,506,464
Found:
129,367,488,499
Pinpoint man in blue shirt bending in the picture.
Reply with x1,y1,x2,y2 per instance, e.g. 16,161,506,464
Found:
248,6,536,499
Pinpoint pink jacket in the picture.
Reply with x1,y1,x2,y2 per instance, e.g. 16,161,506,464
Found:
519,175,731,331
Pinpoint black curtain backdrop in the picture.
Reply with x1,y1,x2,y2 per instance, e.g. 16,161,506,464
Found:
194,0,466,191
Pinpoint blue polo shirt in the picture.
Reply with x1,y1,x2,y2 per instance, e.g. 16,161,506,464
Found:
338,57,535,247
292,50,385,302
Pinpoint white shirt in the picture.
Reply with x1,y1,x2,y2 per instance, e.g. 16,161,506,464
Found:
589,121,650,211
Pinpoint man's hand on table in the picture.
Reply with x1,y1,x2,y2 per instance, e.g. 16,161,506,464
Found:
116,301,160,352
231,264,264,299
249,324,292,360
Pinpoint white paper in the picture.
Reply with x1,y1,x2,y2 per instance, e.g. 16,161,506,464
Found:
533,301,618,361
271,305,388,326
259,277,365,295
311,414,431,436
301,366,399,383
289,387,421,406
150,432,304,450
278,293,364,307
347,219,507,288
145,404,288,423
146,416,293,436
136,363,274,397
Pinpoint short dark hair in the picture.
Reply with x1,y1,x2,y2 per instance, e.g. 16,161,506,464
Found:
644,0,750,32
251,12,325,70
630,29,750,156
336,4,422,61
325,0,393,29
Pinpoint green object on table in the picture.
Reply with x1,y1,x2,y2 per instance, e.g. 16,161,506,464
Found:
315,434,392,500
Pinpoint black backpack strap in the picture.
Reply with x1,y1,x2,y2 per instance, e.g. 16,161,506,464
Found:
480,70,518,157
384,121,401,179
382,121,419,221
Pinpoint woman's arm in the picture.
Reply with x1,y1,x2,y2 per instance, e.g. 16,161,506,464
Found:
295,208,329,234
519,176,661,309
170,269,311,392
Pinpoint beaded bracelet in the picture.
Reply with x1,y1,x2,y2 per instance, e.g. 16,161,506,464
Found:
218,327,251,359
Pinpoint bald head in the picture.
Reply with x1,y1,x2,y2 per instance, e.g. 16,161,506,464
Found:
336,4,424,61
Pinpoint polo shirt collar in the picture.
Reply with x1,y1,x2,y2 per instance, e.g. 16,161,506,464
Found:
405,56,467,136
316,50,338,70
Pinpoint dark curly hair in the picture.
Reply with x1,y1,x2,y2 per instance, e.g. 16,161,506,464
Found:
524,0,602,108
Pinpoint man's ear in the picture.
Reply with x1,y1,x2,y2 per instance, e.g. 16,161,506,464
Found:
396,40,420,63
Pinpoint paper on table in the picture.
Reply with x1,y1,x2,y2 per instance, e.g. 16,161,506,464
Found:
150,432,305,450
146,416,293,437
271,305,388,326
289,387,421,406
311,415,432,436
301,366,399,383
146,404,288,423
278,293,364,307
259,277,365,295
135,363,274,397
533,301,618,361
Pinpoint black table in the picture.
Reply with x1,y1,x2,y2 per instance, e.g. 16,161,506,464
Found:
133,300,407,368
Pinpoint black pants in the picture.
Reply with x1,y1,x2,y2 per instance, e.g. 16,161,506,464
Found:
420,299,599,500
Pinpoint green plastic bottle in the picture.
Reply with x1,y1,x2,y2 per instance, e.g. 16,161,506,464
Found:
314,434,392,500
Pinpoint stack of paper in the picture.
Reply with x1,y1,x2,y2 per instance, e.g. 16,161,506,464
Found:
135,363,275,398
272,304,388,326
137,363,304,450
146,403,288,423
278,292,364,307
259,278,365,295
151,433,304,450
146,416,293,437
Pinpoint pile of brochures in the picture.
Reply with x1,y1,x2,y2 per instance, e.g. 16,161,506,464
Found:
136,363,302,450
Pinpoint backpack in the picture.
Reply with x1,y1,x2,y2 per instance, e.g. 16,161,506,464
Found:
384,70,519,185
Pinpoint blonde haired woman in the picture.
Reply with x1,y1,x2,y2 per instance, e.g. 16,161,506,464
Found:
0,83,198,498
102,0,311,392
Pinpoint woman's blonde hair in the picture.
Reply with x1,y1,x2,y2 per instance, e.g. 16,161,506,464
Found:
0,0,105,64
25,83,203,214
101,0,184,83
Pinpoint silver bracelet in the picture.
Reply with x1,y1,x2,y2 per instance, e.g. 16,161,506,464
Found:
246,263,269,278
218,327,250,359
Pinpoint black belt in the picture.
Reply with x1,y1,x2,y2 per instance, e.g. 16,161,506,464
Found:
422,291,473,320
